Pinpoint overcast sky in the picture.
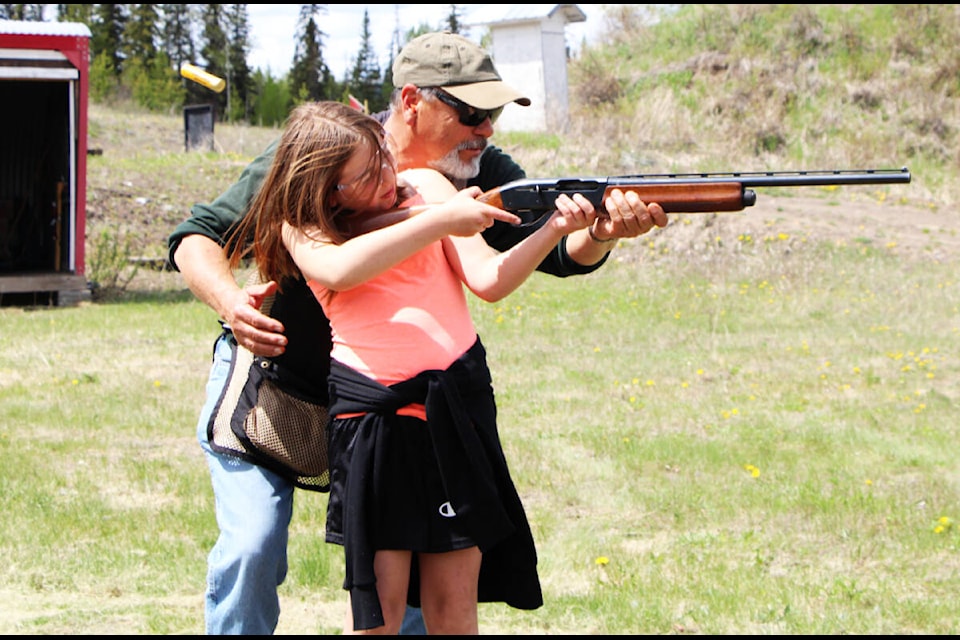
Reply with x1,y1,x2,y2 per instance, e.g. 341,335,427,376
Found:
245,4,611,80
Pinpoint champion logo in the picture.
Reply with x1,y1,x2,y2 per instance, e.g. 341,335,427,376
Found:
438,501,457,518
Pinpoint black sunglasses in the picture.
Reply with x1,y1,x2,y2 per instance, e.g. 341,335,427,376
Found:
431,89,504,127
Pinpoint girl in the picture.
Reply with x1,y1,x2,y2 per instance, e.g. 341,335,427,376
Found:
229,101,597,634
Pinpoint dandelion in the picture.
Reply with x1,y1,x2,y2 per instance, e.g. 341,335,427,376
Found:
595,556,610,566
743,464,760,478
865,479,873,486
154,380,162,388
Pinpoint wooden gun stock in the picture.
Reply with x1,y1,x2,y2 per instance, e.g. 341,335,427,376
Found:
341,204,430,237
481,181,751,214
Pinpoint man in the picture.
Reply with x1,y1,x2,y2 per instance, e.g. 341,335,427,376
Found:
168,31,667,635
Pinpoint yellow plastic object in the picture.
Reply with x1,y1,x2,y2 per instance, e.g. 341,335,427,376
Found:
180,63,226,93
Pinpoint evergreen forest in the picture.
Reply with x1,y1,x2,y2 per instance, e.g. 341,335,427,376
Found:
0,3,467,126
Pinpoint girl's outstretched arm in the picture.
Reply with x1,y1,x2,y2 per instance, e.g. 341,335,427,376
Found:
445,192,598,302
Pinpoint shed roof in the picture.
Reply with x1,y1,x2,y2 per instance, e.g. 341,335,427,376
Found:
0,19,91,38
466,4,586,27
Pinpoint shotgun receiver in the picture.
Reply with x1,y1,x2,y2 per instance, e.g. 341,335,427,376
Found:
477,168,912,215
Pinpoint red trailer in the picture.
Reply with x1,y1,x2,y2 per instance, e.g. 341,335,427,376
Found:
0,19,91,305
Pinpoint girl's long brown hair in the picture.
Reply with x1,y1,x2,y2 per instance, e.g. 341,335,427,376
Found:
225,101,390,289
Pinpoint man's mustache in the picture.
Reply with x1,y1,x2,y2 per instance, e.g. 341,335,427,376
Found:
459,139,487,153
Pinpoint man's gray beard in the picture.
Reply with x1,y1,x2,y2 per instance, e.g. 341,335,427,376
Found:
430,142,483,185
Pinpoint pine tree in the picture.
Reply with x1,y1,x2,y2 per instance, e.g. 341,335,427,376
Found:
123,4,160,66
290,4,332,102
348,9,383,113
251,68,291,128
90,4,127,78
0,4,44,20
160,4,196,72
223,4,252,121
56,4,93,24
199,4,228,116
445,5,463,34
118,5,189,112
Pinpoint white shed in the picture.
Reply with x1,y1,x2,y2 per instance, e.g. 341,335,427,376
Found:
466,4,586,132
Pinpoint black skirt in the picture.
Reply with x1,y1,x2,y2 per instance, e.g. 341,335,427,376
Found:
325,337,543,631
325,412,476,553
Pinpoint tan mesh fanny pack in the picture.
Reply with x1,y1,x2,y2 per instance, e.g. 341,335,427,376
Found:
206,278,330,492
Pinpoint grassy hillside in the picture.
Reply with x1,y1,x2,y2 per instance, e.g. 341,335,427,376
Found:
521,5,954,202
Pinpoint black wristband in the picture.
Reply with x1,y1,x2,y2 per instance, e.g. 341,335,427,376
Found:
588,226,616,244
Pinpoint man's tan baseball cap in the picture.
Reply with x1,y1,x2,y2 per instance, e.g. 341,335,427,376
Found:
393,31,531,110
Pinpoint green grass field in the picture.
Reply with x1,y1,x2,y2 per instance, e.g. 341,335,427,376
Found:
4,4,959,631
2,227,957,634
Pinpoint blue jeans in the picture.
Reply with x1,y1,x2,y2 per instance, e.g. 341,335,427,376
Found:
197,333,426,634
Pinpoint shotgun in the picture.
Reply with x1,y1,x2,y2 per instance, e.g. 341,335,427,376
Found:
478,168,912,215
346,168,911,235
